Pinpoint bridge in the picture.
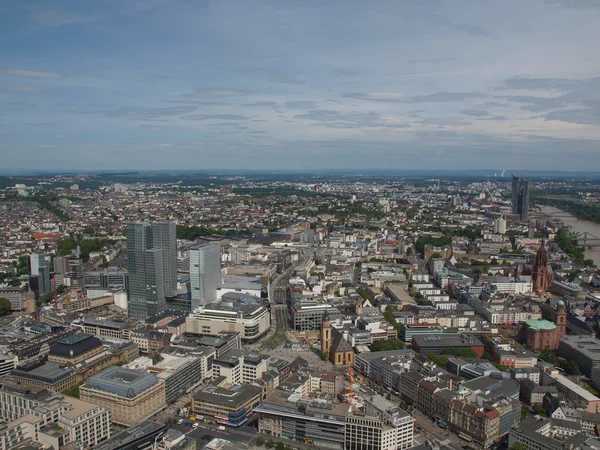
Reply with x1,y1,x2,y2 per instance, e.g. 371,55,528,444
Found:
578,232,600,247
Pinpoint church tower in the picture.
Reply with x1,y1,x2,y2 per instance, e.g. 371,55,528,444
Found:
356,299,363,316
533,244,549,292
321,310,331,359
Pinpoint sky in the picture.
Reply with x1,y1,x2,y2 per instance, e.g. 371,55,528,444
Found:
1,0,600,172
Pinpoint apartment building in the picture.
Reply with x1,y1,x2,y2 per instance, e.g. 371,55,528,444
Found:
0,382,111,448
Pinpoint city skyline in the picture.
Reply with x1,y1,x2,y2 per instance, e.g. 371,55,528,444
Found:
1,0,600,170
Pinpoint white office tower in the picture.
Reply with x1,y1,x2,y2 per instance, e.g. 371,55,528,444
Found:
190,244,221,310
493,217,507,234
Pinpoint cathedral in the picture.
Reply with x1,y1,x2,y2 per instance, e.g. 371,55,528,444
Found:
532,244,554,292
320,311,355,367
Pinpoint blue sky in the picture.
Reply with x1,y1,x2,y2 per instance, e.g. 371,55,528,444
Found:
1,0,600,171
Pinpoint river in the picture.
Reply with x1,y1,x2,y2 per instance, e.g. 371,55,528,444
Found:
539,205,600,266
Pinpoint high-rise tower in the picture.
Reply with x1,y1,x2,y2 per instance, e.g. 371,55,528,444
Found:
151,222,177,298
190,244,221,310
511,175,530,221
127,222,172,319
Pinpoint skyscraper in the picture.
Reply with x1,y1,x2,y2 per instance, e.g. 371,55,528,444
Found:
127,222,175,319
190,244,221,310
150,222,177,298
511,175,530,221
53,256,70,275
29,253,51,298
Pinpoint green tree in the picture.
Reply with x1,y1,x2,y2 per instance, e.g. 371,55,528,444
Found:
510,442,527,450
275,443,285,450
256,437,265,447
520,405,530,421
537,348,558,366
533,404,547,417
265,440,274,449
0,298,12,316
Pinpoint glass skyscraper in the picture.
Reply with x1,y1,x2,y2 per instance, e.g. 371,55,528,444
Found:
511,175,530,221
126,221,176,319
190,244,221,310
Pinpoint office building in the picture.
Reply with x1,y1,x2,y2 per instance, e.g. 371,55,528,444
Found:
127,222,166,319
493,217,507,234
0,286,27,311
257,389,350,448
53,256,70,275
84,269,129,291
29,253,50,298
558,335,600,377
512,175,530,221
191,380,262,427
80,366,166,426
509,417,600,450
125,353,205,404
152,222,178,298
190,244,221,310
186,300,271,342
411,334,484,357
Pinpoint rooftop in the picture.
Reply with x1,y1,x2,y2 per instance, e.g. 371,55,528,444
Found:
84,366,159,398
521,319,557,331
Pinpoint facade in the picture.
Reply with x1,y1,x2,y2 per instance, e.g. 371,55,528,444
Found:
511,175,530,221
257,389,350,449
190,243,221,310
84,269,129,291
292,302,343,331
186,301,270,342
213,350,269,385
411,334,484,357
558,335,600,377
0,382,111,448
191,380,262,427
80,366,166,426
0,286,27,311
151,222,178,298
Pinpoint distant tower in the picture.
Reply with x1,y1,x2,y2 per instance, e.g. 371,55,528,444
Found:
533,244,550,292
355,299,363,316
556,300,567,338
190,244,221,310
321,310,332,359
511,175,530,221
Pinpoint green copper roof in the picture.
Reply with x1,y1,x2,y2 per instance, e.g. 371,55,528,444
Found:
558,300,565,306
521,319,557,331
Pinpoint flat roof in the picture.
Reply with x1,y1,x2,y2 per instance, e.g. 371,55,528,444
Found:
560,335,600,362
412,334,483,348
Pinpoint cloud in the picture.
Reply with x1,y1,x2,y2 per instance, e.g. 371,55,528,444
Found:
242,67,304,85
181,114,251,121
285,101,318,109
409,57,458,64
294,109,409,129
0,86,49,92
101,105,197,120
0,68,63,78
545,0,600,10
460,109,489,117
344,92,484,103
421,117,472,126
544,101,600,125
183,89,248,97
